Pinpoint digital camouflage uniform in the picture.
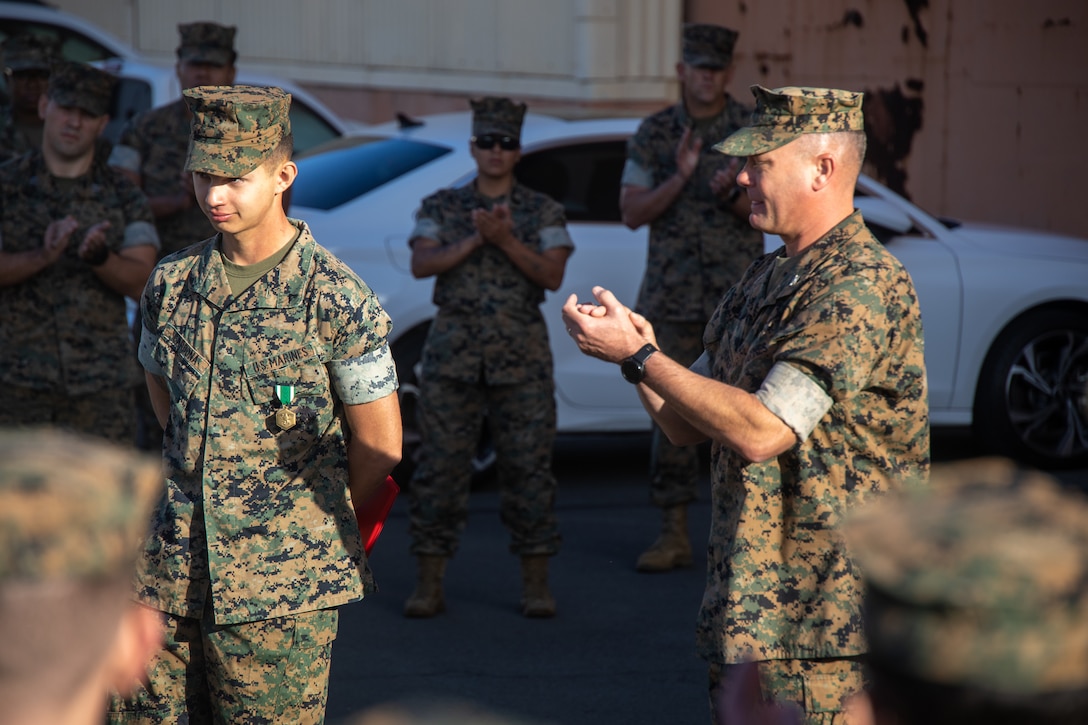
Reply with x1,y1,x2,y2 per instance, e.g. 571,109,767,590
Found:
0,102,37,162
0,63,158,444
407,178,572,557
622,24,763,508
113,100,216,257
0,33,58,162
109,22,236,258
846,458,1088,699
109,86,398,725
109,22,235,451
703,87,930,724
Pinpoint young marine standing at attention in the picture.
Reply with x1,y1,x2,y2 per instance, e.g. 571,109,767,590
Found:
109,85,401,724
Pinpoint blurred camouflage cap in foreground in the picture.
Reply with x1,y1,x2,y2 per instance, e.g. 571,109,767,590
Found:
682,23,738,69
845,457,1088,694
184,84,291,177
345,698,551,725
177,21,236,66
0,428,162,583
470,96,526,141
2,33,59,73
47,60,117,117
715,85,864,156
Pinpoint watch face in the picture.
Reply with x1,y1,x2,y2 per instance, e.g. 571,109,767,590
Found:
621,358,644,384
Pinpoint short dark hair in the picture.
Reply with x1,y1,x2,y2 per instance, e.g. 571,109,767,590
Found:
267,131,294,167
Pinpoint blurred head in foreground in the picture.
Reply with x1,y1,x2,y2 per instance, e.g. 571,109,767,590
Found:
0,428,164,725
845,458,1088,725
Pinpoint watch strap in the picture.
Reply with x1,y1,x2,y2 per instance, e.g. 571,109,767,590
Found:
629,343,657,365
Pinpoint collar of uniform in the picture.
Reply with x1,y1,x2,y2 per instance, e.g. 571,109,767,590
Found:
26,149,97,195
468,179,527,206
675,98,732,132
188,218,315,310
759,209,867,306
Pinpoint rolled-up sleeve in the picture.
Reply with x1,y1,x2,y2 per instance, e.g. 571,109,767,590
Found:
124,220,160,251
409,217,440,245
755,361,833,442
620,158,653,188
328,343,398,405
540,225,573,251
138,324,165,377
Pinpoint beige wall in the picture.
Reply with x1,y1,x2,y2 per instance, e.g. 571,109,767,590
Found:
57,0,1088,236
688,0,1088,236
60,0,683,117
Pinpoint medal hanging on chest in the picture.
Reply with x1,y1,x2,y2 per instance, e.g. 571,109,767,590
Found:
274,384,297,430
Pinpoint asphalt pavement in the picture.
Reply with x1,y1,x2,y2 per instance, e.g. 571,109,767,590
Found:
324,431,1088,724
326,433,711,724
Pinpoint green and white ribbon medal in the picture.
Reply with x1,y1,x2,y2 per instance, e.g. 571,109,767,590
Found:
274,384,297,430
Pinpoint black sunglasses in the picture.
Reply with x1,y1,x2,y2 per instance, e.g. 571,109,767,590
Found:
472,134,520,151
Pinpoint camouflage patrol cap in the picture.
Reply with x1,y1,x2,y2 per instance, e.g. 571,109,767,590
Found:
1,33,59,74
46,60,117,117
177,21,237,66
184,84,291,177
845,458,1088,694
0,428,162,584
715,85,864,156
682,23,739,69
470,96,527,141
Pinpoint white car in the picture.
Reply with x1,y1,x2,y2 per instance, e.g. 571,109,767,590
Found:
0,2,360,155
291,111,1088,470
0,1,134,66
99,57,366,156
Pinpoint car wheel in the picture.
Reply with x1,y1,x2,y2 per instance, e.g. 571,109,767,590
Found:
973,308,1088,469
390,323,496,485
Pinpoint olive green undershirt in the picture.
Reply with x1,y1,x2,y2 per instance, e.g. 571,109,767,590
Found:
219,227,302,296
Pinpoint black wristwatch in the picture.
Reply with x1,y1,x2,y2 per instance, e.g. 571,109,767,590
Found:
621,344,658,384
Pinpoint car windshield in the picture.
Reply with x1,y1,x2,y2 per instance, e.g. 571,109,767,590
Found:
288,100,341,156
293,137,452,210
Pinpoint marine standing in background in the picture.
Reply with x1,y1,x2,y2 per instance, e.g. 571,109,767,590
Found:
0,33,59,162
109,21,235,258
0,61,159,444
565,85,929,723
109,85,401,724
619,23,764,573
404,97,573,619
108,21,236,448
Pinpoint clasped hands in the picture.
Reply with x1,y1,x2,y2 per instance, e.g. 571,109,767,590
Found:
561,286,658,364
471,203,514,247
41,215,113,266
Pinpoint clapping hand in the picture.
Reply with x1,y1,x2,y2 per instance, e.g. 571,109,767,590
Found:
675,127,703,181
710,157,743,199
472,203,513,245
561,286,658,363
78,220,113,266
40,216,79,265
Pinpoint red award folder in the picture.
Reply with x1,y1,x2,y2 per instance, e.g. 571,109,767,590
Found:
356,475,400,555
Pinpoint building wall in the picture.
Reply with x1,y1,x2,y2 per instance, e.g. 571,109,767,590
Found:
688,0,1088,237
61,0,683,118
56,0,1088,237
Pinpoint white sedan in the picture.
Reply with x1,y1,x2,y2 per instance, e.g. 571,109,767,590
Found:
291,111,1088,470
